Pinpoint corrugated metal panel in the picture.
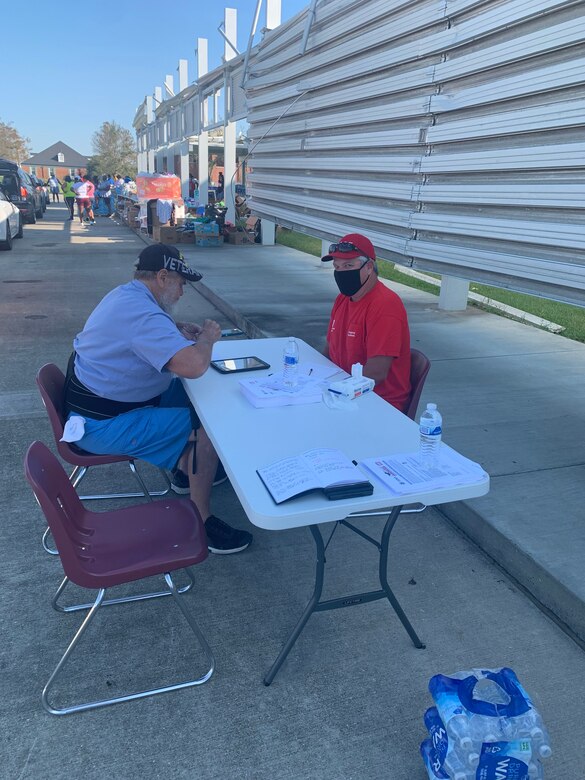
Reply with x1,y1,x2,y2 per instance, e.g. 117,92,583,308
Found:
245,0,585,305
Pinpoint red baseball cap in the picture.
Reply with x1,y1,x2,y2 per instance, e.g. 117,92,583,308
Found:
321,233,376,263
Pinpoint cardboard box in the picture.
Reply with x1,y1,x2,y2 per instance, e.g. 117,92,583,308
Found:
127,208,140,227
227,230,253,245
195,235,222,248
159,226,179,243
179,232,196,244
151,226,161,242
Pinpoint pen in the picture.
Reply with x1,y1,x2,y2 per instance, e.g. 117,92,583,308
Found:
328,388,342,395
308,368,313,376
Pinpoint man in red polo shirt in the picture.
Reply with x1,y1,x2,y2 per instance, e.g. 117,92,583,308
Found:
322,233,411,413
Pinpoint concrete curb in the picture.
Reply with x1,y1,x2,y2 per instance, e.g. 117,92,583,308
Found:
439,501,585,648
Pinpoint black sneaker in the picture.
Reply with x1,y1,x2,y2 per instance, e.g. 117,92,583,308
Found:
171,462,228,494
213,461,228,486
205,515,252,554
170,467,190,494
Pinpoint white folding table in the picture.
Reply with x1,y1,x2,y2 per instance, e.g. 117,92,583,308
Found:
183,338,489,684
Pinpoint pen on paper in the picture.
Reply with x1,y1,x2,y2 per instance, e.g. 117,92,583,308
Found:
308,368,313,375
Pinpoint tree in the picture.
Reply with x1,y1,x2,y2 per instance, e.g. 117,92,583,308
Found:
91,121,137,177
0,120,31,163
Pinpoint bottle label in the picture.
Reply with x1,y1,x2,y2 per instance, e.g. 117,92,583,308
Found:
284,356,298,366
477,743,531,780
420,425,442,436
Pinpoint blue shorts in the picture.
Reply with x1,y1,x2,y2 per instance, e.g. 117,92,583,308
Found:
70,379,197,470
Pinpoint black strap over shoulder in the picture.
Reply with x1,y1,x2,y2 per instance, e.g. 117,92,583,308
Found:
63,351,161,421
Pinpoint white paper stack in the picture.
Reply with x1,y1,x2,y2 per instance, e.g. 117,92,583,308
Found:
239,363,347,408
361,448,488,497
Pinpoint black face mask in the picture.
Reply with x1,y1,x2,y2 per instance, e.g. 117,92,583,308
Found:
334,267,368,297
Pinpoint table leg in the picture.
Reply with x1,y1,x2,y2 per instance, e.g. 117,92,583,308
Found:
263,508,425,685
263,524,325,686
378,507,426,649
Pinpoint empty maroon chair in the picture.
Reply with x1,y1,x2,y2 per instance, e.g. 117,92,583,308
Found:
36,363,171,553
405,349,431,421
24,440,214,715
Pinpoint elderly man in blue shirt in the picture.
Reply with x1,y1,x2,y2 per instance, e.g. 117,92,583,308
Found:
63,243,252,555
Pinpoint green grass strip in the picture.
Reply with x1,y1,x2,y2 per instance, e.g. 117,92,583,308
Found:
275,228,584,343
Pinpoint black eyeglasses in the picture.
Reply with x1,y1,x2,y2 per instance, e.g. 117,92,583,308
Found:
328,241,361,254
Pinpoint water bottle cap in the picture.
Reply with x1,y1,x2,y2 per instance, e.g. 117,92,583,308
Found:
427,403,437,411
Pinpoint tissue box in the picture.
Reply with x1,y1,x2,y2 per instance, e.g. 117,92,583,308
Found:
327,376,375,400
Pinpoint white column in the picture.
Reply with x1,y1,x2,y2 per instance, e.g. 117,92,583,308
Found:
266,0,282,29
438,275,470,311
144,96,154,173
178,59,188,92
154,86,162,108
261,220,276,246
147,150,155,173
179,140,190,199
223,10,238,223
164,74,174,98
224,119,236,223
197,38,209,207
224,8,237,61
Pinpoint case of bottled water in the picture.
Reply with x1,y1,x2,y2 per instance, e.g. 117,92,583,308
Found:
420,667,551,779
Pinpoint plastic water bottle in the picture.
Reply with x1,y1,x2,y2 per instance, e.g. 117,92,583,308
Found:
420,403,442,467
282,337,299,389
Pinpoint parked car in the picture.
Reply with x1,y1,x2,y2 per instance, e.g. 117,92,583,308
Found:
30,174,48,212
0,187,24,250
0,158,43,223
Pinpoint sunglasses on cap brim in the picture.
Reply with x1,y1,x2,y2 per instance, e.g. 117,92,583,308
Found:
329,241,362,254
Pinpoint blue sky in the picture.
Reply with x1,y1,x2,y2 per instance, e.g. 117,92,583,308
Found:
1,0,307,157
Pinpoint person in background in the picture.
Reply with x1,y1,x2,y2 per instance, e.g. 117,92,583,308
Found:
62,243,252,555
189,174,198,199
322,232,411,413
97,174,113,216
73,175,96,225
61,175,76,220
48,174,60,202
91,176,100,209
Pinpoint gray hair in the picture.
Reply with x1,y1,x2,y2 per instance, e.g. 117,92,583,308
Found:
134,269,157,281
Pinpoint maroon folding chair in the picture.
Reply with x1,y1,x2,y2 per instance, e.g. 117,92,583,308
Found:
36,363,171,553
405,348,431,422
24,440,214,715
402,348,431,513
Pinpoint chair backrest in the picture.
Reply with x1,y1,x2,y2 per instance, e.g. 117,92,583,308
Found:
405,349,431,421
24,441,94,587
36,362,68,450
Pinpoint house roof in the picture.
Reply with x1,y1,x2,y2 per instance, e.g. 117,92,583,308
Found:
22,141,89,167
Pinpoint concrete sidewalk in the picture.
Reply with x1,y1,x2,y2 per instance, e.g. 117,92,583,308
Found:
175,236,585,648
2,205,584,779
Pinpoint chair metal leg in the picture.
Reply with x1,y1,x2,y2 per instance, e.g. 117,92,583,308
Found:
52,571,196,613
77,462,172,502
43,572,214,715
42,526,59,556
